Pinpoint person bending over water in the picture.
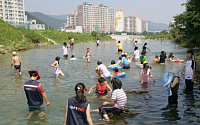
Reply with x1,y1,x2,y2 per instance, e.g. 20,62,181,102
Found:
121,53,130,69
96,60,111,80
64,83,93,125
140,63,156,84
51,56,64,77
11,52,22,75
88,77,112,95
92,78,127,121
168,51,179,61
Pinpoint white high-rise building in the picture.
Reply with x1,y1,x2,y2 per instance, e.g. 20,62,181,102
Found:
125,13,141,33
0,0,25,24
141,20,148,32
67,11,78,26
78,2,115,33
115,7,125,32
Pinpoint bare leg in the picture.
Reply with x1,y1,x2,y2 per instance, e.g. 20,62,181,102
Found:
14,68,17,75
92,109,99,112
60,72,65,76
19,68,22,75
103,114,109,120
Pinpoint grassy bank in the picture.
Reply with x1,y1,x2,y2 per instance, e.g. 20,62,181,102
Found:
0,19,52,54
0,19,114,54
39,30,113,44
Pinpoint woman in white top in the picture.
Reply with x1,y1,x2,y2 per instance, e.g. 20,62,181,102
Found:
63,43,68,59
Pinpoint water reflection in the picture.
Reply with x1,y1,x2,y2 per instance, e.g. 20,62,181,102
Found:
161,104,181,121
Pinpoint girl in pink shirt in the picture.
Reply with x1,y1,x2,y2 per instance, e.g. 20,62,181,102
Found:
140,63,155,84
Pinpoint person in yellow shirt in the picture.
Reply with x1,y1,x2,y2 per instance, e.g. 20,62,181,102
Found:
117,41,123,53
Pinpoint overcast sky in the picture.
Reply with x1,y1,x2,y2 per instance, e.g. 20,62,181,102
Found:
25,0,187,24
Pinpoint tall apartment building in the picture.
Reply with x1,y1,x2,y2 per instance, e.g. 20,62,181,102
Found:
0,0,25,24
125,13,141,33
78,2,115,33
141,20,148,32
67,11,78,26
116,7,125,32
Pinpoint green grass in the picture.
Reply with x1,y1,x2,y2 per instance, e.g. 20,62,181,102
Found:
141,34,173,40
39,30,113,44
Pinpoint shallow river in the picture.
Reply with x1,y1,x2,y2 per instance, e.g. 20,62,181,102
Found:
0,40,200,125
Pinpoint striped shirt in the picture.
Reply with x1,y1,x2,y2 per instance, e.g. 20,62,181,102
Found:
111,89,127,109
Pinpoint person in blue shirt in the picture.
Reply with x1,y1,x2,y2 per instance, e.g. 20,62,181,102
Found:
121,53,130,69
116,57,122,65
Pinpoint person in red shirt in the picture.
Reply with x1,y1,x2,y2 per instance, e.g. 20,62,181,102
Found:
112,67,121,78
88,77,112,95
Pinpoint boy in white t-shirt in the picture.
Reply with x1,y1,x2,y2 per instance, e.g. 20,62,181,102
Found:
63,43,68,59
134,47,140,61
183,51,196,91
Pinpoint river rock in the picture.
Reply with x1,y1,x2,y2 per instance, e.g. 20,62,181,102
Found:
125,90,149,95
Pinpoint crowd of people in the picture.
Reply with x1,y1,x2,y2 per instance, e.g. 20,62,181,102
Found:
10,39,196,125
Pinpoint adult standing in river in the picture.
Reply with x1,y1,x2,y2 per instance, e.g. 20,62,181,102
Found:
24,70,50,112
142,43,151,54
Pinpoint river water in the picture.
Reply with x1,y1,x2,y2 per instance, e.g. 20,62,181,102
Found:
0,40,200,125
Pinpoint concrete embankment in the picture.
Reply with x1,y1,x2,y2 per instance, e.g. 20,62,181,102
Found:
110,35,145,41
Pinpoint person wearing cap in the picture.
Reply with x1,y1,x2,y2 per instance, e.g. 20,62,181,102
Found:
96,60,111,80
140,63,155,84
153,55,159,64
11,52,22,75
168,68,180,104
183,50,196,91
140,52,147,64
24,70,50,112
64,83,93,125
117,41,123,53
121,53,130,69
168,51,179,61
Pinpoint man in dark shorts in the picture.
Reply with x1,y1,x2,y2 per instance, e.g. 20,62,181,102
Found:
24,70,50,112
11,52,22,75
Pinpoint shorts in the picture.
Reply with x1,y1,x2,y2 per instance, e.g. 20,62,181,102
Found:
99,105,122,115
71,43,74,46
142,50,146,53
118,50,122,53
103,73,111,80
14,65,21,69
97,43,99,46
185,79,194,91
29,104,45,111
63,54,68,58
123,64,130,69
96,90,108,95
134,57,139,61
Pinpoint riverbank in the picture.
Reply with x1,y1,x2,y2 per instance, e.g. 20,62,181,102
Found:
0,20,114,55
141,34,173,40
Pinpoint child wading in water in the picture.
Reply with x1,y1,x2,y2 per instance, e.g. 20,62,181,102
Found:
11,52,22,75
88,77,112,95
86,48,91,63
140,63,155,84
51,56,64,77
